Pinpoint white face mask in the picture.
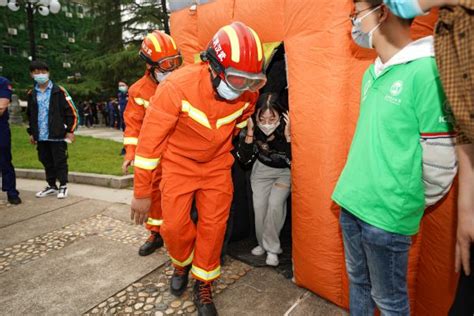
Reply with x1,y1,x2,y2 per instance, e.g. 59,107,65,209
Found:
216,80,243,101
351,5,382,49
33,73,49,85
154,71,171,83
258,121,280,136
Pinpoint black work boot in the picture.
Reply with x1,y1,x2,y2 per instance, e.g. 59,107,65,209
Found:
138,231,164,256
193,280,218,316
170,265,192,296
7,196,22,205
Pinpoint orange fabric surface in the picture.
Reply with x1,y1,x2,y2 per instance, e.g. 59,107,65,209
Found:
133,61,258,282
170,1,458,314
123,73,163,232
160,152,234,281
134,63,257,197
145,166,163,233
123,73,157,161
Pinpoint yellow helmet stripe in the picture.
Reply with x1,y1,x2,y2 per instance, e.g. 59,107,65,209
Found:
248,27,262,62
147,33,162,52
222,25,240,63
166,33,177,50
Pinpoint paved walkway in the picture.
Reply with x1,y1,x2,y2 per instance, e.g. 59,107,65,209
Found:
0,180,346,316
75,126,124,143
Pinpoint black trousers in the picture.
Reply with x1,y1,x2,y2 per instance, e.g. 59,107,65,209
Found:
0,145,19,198
37,141,68,187
449,245,474,316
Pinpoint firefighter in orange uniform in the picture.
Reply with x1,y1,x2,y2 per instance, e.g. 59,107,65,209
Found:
131,22,266,315
123,30,183,256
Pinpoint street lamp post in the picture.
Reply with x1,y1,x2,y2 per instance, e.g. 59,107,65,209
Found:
160,0,169,35
0,0,61,60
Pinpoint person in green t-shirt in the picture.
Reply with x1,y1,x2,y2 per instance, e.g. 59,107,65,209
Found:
332,0,457,314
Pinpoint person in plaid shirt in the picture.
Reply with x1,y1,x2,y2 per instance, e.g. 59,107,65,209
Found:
384,0,473,314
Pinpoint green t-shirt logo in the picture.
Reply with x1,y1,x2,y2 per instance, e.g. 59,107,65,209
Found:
390,80,403,96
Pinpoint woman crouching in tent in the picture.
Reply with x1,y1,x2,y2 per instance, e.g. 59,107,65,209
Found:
237,93,291,266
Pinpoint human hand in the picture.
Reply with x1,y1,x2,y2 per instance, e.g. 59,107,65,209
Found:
65,133,75,143
122,159,134,175
283,112,291,141
455,206,474,275
247,117,255,136
130,197,151,225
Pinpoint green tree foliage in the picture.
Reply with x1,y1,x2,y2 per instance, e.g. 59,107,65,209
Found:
72,0,168,99
1,0,169,100
0,0,98,99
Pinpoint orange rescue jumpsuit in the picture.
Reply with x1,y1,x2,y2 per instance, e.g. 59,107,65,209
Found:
134,63,257,282
123,73,162,233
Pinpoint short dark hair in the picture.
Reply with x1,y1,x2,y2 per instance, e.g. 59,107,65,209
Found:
29,60,49,72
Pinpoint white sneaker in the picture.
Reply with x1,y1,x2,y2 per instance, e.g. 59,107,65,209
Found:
36,186,58,198
57,186,68,199
251,245,265,256
266,253,279,266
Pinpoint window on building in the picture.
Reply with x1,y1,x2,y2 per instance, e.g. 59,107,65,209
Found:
7,28,18,36
3,45,17,56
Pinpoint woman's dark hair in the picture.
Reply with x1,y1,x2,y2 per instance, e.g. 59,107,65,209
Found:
255,93,285,121
29,60,49,72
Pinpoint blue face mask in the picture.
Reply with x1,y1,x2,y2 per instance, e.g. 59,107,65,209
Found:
216,80,243,101
383,0,424,19
351,5,382,49
118,86,128,93
33,73,49,85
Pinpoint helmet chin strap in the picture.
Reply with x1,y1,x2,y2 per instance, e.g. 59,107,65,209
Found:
149,66,160,84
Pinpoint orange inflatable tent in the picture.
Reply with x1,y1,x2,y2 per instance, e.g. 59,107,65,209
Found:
169,1,459,314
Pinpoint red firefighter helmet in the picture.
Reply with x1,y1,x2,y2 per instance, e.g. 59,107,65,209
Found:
202,22,266,92
139,30,183,72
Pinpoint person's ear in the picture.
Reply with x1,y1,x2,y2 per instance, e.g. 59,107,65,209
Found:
379,4,389,23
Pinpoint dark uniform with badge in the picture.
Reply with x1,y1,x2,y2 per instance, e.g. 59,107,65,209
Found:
0,76,21,204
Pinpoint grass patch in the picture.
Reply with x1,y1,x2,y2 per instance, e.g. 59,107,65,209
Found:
10,125,127,176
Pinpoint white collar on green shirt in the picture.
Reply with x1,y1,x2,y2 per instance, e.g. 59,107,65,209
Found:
374,36,435,77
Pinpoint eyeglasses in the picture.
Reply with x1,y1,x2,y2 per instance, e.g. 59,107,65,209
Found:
349,5,380,26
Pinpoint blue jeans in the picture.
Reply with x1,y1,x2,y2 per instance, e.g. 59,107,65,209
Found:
340,209,412,316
